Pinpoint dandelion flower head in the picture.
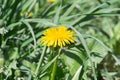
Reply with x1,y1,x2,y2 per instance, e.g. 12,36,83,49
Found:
41,26,75,47
48,0,56,3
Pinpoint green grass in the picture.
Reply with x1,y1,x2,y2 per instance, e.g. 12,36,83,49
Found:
0,0,120,80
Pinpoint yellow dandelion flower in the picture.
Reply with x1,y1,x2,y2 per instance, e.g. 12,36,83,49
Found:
41,26,75,47
20,10,33,17
48,0,56,3
28,12,33,17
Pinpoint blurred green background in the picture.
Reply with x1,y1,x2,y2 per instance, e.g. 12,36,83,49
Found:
0,0,120,80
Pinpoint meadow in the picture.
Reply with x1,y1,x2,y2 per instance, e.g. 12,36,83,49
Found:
0,0,120,80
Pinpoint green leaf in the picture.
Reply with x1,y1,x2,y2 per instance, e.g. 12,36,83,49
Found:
40,54,59,74
60,52,80,76
72,66,83,80
9,47,19,60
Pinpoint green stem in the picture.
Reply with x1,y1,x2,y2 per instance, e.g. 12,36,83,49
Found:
1,35,5,47
0,73,2,80
50,48,60,80
50,58,58,80
35,46,47,77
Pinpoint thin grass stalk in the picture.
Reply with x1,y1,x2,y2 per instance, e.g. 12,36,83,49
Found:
35,46,47,77
71,26,97,80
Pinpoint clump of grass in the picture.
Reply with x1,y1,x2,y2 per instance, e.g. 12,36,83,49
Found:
0,0,120,80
